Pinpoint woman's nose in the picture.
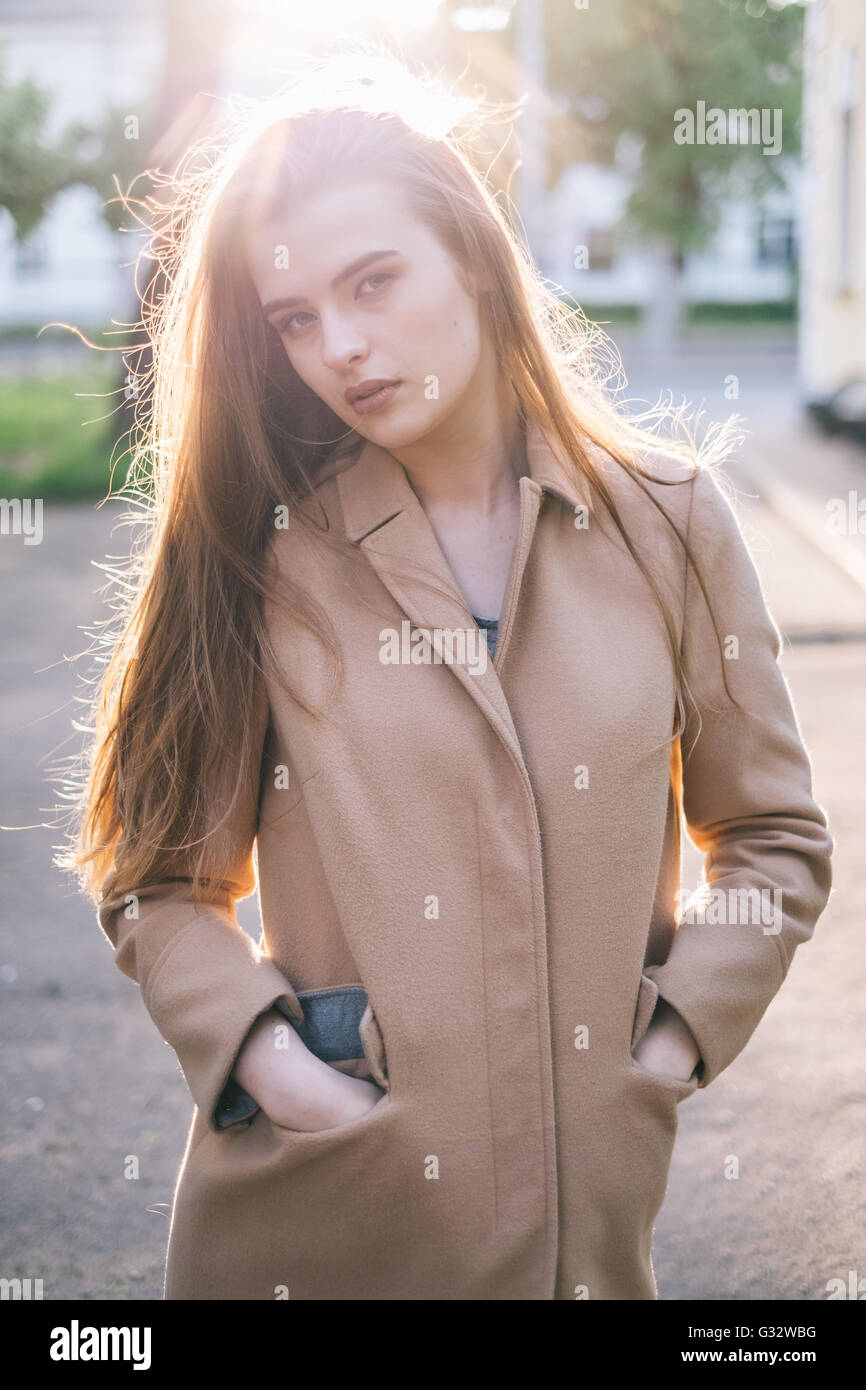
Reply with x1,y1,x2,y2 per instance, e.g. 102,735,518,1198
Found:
319,312,369,374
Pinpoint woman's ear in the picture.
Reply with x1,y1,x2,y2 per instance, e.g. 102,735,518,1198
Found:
457,257,494,301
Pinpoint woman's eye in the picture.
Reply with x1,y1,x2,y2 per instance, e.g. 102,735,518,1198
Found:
277,311,314,336
358,271,394,295
274,273,393,336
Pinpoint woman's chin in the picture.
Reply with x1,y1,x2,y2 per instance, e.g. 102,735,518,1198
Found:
354,418,419,450
357,407,450,452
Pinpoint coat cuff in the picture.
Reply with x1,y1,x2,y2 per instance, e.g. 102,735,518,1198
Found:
98,882,304,1133
645,919,787,1089
214,1076,262,1130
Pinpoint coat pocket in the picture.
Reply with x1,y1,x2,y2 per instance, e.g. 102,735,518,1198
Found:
630,972,660,1053
628,972,699,1101
294,984,390,1091
358,999,389,1092
263,987,391,1141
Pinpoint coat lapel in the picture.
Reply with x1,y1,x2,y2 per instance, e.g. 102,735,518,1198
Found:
335,415,595,762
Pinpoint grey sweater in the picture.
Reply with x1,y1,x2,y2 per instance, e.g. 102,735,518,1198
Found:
474,614,499,657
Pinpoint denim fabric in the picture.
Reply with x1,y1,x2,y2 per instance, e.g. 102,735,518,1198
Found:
293,985,369,1061
214,985,369,1130
474,615,499,657
214,1075,261,1128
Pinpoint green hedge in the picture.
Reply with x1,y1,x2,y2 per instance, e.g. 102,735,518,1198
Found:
0,369,132,500
568,299,796,325
687,299,796,324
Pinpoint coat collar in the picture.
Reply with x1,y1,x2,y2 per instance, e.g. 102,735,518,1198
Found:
335,412,595,546
330,413,595,769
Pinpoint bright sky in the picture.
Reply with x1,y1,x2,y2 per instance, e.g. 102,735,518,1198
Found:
235,0,448,35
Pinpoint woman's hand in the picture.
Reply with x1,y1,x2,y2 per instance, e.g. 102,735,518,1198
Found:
232,1006,386,1131
632,997,701,1082
263,1062,385,1131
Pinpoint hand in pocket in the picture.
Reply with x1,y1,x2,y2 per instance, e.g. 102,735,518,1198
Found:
233,1005,385,1131
632,997,700,1082
264,1054,386,1131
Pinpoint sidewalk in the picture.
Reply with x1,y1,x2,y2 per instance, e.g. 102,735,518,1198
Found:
609,329,866,641
730,407,866,635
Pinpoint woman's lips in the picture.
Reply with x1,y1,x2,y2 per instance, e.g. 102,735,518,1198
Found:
349,381,402,415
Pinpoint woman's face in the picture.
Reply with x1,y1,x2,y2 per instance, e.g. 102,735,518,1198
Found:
244,177,490,449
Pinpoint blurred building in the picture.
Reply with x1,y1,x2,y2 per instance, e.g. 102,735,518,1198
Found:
0,0,161,330
799,0,866,409
0,0,801,331
540,159,797,310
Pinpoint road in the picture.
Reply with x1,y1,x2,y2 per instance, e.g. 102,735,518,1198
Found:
1,358,864,1300
616,336,866,1300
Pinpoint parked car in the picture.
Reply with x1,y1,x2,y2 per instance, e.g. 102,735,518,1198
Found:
809,378,866,445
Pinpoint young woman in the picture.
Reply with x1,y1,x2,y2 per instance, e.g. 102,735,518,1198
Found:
61,55,833,1300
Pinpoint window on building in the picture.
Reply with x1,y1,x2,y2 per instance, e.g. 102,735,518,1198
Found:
584,227,615,272
14,233,49,277
837,43,857,295
757,216,797,267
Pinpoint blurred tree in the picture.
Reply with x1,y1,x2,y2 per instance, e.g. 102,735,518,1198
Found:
0,46,92,241
100,0,230,454
77,100,159,236
542,0,806,346
1,2,228,459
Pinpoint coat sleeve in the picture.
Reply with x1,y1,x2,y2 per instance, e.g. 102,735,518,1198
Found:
643,463,834,1088
95,677,305,1133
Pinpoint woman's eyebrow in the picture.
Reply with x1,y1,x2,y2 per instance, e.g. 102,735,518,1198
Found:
261,249,401,318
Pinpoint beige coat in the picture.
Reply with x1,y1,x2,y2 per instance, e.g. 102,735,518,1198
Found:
97,417,833,1299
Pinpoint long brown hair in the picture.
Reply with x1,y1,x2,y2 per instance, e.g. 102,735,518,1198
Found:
54,49,746,915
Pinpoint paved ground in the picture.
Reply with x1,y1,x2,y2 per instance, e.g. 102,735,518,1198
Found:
1,347,864,1300
615,337,866,1299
